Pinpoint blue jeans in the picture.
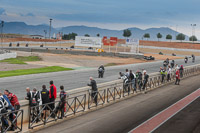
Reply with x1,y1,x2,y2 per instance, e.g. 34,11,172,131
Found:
132,79,136,91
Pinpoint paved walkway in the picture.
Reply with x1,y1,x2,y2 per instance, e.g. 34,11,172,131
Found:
35,74,200,133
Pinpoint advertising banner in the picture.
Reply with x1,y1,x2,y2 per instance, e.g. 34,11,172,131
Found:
75,36,102,48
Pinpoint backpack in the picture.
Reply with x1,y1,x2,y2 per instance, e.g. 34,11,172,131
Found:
30,92,38,106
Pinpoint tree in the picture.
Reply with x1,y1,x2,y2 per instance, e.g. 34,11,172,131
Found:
62,32,77,40
176,33,185,42
157,33,162,41
123,29,132,38
96,33,100,37
143,33,150,40
189,35,197,41
166,34,172,42
84,34,90,37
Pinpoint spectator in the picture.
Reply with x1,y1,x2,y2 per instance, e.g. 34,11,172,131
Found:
175,64,179,71
0,93,9,131
171,60,175,68
119,72,129,93
41,85,49,119
175,69,180,85
31,88,40,122
49,80,57,117
179,65,184,78
142,71,149,92
4,90,20,130
136,70,143,91
25,87,32,105
167,65,171,81
87,77,98,105
56,85,67,119
129,70,136,92
4,90,20,111
159,67,166,83
125,69,129,78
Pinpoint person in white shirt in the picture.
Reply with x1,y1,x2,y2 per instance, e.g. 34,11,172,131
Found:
167,65,172,81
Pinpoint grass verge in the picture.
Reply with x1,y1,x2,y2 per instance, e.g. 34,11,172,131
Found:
0,66,73,78
0,56,41,64
104,63,119,67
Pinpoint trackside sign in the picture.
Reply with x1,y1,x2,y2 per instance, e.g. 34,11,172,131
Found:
75,36,102,48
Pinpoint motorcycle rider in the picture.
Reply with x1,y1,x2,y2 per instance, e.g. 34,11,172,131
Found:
191,54,195,63
184,56,188,63
98,64,105,78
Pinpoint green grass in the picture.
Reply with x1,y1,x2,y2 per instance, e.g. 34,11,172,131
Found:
104,63,118,67
0,56,41,64
0,66,73,78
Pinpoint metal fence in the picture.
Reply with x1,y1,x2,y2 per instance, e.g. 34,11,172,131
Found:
27,64,200,130
0,110,23,133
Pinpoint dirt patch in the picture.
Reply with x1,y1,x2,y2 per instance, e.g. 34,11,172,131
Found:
0,62,45,71
140,40,200,50
140,48,200,56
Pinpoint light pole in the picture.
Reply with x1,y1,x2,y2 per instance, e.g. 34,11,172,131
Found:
191,24,196,43
1,21,4,50
49,18,53,39
44,30,47,47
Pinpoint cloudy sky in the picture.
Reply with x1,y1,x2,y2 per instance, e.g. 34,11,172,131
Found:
0,0,200,37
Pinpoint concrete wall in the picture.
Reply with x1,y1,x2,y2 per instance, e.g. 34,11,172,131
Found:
0,52,17,60
5,47,144,59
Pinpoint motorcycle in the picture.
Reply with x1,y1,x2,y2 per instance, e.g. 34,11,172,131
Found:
98,68,104,78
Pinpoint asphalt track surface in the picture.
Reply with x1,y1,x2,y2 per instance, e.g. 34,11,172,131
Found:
35,74,200,133
0,56,199,100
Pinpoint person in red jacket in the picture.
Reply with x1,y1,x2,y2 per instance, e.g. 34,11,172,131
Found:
4,90,20,110
4,90,20,131
175,69,180,85
49,80,57,115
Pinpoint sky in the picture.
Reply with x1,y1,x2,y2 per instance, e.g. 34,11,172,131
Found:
0,0,200,37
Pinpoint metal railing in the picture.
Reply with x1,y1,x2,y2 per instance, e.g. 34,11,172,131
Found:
27,64,200,130
0,109,23,133
88,89,106,109
29,94,87,129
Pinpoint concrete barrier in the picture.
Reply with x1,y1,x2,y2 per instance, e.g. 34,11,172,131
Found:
4,47,144,59
18,63,200,127
0,52,17,60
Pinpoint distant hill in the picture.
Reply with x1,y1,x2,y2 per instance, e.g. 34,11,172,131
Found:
1,21,188,40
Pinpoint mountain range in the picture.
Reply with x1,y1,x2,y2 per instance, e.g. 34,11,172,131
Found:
1,21,189,40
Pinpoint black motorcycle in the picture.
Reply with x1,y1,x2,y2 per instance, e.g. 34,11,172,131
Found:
98,68,104,78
